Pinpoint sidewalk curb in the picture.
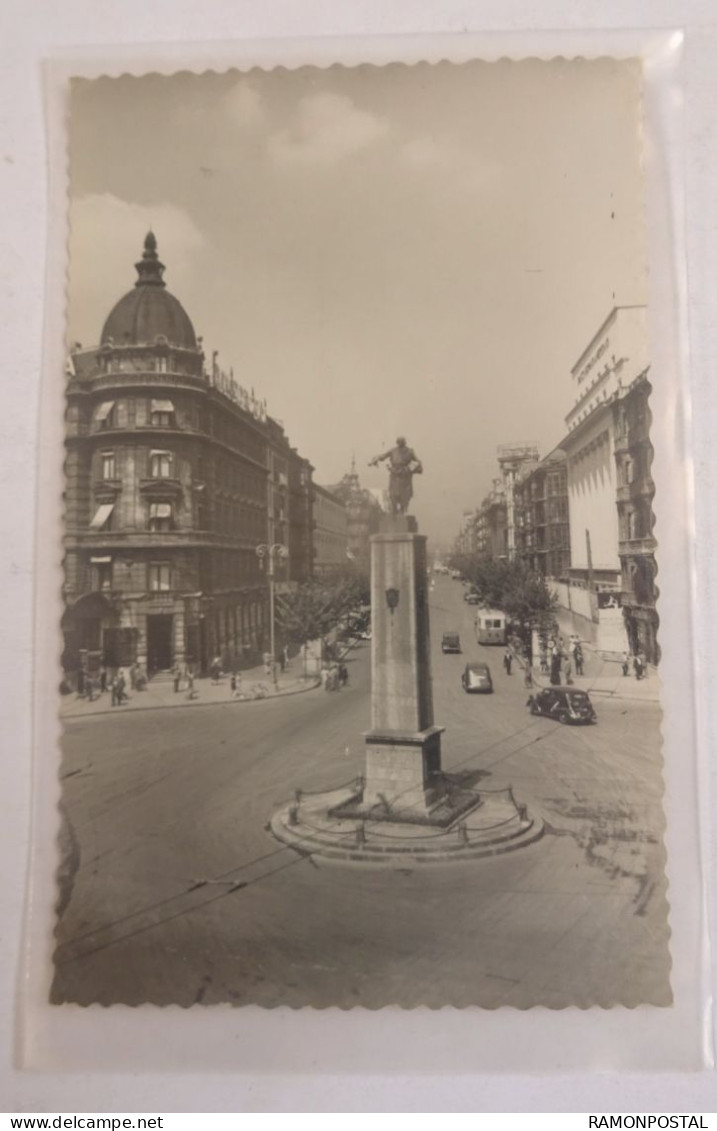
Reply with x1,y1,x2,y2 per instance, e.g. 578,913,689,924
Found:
61,676,322,723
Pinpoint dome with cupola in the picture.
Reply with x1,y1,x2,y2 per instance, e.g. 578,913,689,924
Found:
100,232,198,351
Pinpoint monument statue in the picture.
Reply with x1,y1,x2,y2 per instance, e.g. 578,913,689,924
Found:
369,437,423,516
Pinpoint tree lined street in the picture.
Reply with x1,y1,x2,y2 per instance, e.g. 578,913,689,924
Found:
54,574,669,1010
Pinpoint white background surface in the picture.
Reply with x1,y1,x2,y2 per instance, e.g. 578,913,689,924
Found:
2,0,716,1114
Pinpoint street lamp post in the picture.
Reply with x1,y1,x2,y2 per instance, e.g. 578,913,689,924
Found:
256,543,288,686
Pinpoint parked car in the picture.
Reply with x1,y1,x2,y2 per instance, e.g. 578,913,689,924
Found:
526,686,597,725
441,632,461,654
464,591,481,605
461,661,493,693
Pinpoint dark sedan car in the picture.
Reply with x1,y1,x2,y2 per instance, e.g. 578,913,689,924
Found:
461,662,493,693
527,686,596,725
441,632,461,654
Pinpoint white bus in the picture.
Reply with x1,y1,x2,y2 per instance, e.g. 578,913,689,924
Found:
475,609,507,646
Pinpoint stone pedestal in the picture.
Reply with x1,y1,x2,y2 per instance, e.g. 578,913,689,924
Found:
363,515,444,815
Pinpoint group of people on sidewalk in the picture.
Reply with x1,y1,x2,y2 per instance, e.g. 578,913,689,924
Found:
75,662,147,707
321,662,349,692
172,663,198,700
622,651,648,680
501,633,585,689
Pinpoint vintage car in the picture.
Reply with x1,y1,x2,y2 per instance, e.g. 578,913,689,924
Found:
526,686,597,725
461,661,493,693
441,632,461,654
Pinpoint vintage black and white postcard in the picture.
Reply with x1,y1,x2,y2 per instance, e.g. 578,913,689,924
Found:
22,36,707,1072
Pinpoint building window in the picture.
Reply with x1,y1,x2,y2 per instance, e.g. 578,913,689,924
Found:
150,398,175,427
101,451,116,480
148,503,174,532
94,400,116,430
150,450,173,478
89,503,114,531
148,562,171,591
90,557,112,591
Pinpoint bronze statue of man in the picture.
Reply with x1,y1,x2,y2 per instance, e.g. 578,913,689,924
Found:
369,437,423,515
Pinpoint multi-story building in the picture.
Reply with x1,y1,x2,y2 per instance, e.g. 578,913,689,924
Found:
613,372,659,664
312,484,348,575
557,305,649,652
497,443,539,560
62,232,312,680
475,479,507,561
514,449,571,579
264,419,314,592
327,460,382,569
287,447,314,585
455,509,479,558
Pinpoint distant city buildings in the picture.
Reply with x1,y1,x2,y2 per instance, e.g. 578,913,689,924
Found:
497,443,539,560
312,483,349,576
514,449,571,580
326,460,383,569
453,305,658,663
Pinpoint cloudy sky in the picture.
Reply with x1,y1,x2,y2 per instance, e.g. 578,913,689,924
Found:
68,59,646,545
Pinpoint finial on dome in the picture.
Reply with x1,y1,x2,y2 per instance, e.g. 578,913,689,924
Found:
135,231,166,288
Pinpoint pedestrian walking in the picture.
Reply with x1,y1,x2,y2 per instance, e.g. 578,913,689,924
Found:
85,675,95,702
524,663,533,689
503,648,512,676
574,645,584,677
210,656,221,684
564,659,573,686
77,667,86,698
173,665,181,693
539,648,549,675
633,654,645,680
129,662,138,691
339,662,349,687
550,651,561,686
99,666,107,693
115,672,127,705
186,669,197,700
230,672,237,696
111,677,118,707
622,652,630,677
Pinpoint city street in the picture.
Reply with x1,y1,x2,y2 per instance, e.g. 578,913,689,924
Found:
53,575,670,1010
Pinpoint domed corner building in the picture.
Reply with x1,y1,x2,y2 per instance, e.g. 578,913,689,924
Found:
62,232,314,685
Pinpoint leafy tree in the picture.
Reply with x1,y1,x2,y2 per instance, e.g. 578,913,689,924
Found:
276,576,369,672
501,564,558,645
452,555,558,647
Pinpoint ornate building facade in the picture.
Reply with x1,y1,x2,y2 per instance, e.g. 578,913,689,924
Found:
312,484,348,575
62,233,312,679
613,372,659,664
514,449,571,579
327,461,382,569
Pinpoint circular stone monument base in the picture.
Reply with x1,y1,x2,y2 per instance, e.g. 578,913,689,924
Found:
269,783,544,864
